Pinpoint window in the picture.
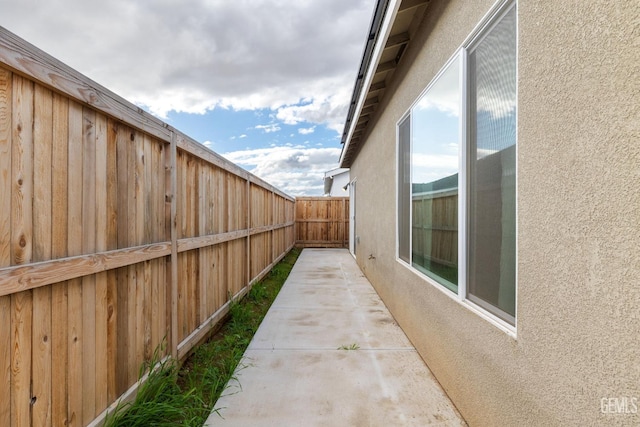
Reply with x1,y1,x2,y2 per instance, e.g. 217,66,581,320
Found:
411,57,461,292
397,2,517,325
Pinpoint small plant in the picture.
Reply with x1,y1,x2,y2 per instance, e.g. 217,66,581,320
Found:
248,282,268,302
103,340,204,426
338,343,360,350
104,248,301,426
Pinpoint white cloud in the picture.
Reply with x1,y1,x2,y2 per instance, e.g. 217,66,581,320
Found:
0,0,375,131
415,57,461,117
298,126,315,135
275,86,352,133
0,0,370,196
221,146,341,196
412,153,458,184
255,123,281,133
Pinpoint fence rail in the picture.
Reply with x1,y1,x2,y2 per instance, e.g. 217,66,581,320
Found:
295,197,349,248
0,27,295,427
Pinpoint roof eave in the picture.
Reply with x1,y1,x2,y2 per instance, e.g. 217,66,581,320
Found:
339,0,431,168
339,0,397,168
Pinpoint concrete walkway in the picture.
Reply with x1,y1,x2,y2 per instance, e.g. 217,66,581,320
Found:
205,248,466,426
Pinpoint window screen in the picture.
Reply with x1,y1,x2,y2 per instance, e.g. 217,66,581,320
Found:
467,5,517,323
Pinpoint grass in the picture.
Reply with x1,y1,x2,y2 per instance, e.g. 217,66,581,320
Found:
338,343,360,350
104,247,301,427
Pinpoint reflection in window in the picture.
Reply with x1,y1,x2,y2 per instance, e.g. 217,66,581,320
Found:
398,116,411,264
411,57,461,292
396,1,517,326
467,5,517,323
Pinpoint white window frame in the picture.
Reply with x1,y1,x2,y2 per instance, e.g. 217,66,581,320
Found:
395,0,517,336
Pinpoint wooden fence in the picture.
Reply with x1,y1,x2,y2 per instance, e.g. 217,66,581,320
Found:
411,190,458,267
295,197,349,248
0,27,295,427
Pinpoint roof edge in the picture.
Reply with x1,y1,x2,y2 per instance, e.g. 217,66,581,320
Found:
339,0,400,168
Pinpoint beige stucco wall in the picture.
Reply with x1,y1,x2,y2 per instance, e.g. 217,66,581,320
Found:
349,0,640,425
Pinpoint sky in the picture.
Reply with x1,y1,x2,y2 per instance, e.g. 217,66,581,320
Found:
0,0,376,195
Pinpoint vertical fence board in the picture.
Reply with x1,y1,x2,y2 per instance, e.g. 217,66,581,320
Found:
205,168,213,316
127,129,139,386
115,266,128,396
10,74,33,427
150,257,160,353
190,162,199,328
67,100,84,427
51,94,68,258
142,260,152,362
0,68,11,269
10,291,32,427
66,279,82,427
105,270,117,403
67,102,83,257
215,243,227,309
11,75,33,267
158,142,166,350
32,286,52,427
32,83,53,426
186,251,194,335
50,281,68,427
226,174,235,233
33,84,52,263
135,262,145,368
50,92,69,427
127,264,137,386
142,137,153,362
81,107,97,425
143,136,153,244
169,133,178,359
134,135,147,368
216,168,226,234
115,124,129,396
94,113,108,414
177,254,185,343
150,141,161,352
177,153,187,342
0,295,11,426
199,165,208,322
0,67,11,427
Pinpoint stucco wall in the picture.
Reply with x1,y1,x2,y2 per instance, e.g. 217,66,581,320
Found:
349,0,640,425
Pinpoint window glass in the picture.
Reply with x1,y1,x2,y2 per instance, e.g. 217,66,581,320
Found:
396,2,517,326
467,5,517,322
398,116,411,263
411,57,461,291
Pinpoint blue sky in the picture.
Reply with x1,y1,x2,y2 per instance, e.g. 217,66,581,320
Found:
0,0,376,195
165,107,338,153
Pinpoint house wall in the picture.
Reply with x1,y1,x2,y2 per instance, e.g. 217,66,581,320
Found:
349,0,640,425
328,171,351,197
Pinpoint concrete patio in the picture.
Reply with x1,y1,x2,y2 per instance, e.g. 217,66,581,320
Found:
205,248,466,426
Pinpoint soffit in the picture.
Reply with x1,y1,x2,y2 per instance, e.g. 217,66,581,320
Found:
340,0,430,168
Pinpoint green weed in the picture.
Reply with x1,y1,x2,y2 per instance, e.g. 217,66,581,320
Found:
338,343,360,350
104,248,301,426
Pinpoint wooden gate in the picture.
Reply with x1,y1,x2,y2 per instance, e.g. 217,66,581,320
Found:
295,197,349,248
